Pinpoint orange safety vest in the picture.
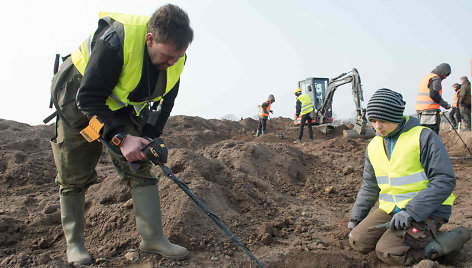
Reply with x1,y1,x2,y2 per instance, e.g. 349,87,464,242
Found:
416,73,442,111
452,91,459,108
258,102,271,119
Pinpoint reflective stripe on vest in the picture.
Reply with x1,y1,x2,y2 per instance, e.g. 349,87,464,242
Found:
297,94,314,115
258,102,271,118
71,12,185,116
368,125,454,214
416,73,442,111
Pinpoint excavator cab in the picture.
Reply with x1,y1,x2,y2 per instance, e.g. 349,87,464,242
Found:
295,77,331,125
295,68,375,139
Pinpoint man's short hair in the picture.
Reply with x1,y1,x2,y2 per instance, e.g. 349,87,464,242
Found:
148,4,194,50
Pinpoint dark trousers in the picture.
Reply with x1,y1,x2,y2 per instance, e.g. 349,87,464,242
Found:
449,107,461,128
257,118,267,131
459,103,471,129
298,113,313,140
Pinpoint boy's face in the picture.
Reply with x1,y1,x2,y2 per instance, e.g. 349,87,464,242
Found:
370,119,399,137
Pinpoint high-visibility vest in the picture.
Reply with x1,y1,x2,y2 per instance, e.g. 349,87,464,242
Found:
71,12,186,116
452,91,459,108
368,123,455,214
258,102,271,119
416,73,442,111
297,94,314,115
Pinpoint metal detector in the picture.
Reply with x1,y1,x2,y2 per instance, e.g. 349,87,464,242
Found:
441,112,472,158
277,120,295,139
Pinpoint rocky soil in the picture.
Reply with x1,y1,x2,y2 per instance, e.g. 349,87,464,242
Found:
0,116,471,267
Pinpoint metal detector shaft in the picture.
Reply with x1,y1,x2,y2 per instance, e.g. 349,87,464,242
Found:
278,120,295,138
159,164,266,268
441,112,472,155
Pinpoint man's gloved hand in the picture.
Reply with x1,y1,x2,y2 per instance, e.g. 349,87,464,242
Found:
140,137,168,165
270,110,273,114
390,210,412,231
347,220,358,230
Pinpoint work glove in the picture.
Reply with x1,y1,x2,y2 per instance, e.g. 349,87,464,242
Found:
389,210,412,231
270,110,273,114
347,220,358,230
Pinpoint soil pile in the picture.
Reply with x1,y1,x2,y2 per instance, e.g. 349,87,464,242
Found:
0,116,471,267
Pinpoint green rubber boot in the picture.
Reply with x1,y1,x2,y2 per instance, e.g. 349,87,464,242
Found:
256,130,261,137
424,226,471,259
261,130,267,135
131,185,189,259
60,194,92,265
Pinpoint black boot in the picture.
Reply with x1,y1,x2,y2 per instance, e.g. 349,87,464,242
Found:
425,226,471,259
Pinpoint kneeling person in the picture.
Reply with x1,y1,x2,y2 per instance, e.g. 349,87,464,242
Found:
347,88,470,266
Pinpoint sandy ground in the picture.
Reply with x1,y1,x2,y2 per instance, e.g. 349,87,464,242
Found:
0,116,471,268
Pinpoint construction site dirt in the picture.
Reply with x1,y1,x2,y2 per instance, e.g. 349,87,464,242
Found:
1,116,471,268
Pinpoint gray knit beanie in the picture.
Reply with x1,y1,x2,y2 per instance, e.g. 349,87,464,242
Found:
366,88,405,124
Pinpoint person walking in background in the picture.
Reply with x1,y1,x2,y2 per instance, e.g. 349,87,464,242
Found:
459,76,471,130
448,83,461,129
416,63,451,134
348,88,469,266
49,4,193,265
293,88,314,143
256,94,275,137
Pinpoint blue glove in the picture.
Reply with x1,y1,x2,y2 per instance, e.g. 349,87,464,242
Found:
390,210,412,231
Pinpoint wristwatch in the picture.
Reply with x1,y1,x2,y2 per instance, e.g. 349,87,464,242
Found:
111,132,127,147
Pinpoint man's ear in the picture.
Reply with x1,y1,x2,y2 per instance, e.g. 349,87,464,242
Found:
146,33,154,47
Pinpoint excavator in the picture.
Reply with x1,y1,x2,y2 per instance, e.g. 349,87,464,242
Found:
295,68,375,139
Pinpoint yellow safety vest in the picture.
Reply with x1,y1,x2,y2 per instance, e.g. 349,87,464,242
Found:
71,12,185,115
368,124,454,214
297,94,314,115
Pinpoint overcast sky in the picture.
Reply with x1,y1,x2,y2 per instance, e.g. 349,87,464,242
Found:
1,0,471,125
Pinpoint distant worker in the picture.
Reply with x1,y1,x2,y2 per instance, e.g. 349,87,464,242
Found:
293,88,314,143
256,94,275,137
416,63,451,134
348,88,470,266
459,76,471,130
48,5,193,265
448,83,461,129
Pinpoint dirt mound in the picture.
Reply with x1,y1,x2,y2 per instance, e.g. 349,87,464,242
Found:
0,116,471,267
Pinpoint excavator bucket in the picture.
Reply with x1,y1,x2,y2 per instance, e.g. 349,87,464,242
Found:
343,125,376,139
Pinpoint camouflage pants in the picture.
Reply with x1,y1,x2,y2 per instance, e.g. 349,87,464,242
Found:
51,117,158,196
349,208,443,266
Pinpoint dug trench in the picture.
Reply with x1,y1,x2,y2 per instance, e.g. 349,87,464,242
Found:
0,116,471,267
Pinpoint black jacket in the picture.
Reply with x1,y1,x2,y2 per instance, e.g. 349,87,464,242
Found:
76,21,180,140
428,63,450,108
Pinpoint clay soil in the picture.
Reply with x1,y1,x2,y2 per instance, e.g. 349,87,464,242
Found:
1,116,471,268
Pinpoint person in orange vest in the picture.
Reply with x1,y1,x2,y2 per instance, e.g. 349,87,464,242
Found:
448,83,461,129
256,94,275,137
415,63,451,134
458,76,471,130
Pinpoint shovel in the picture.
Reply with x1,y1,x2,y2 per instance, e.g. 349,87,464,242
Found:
277,120,295,139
